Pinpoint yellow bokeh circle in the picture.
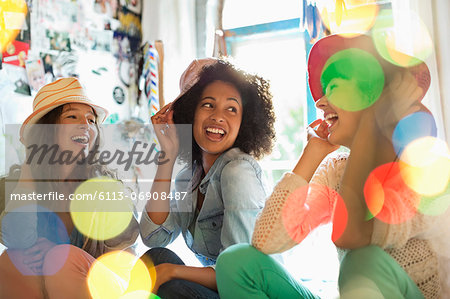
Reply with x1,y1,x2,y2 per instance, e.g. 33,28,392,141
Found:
319,0,379,37
70,176,134,241
87,250,155,299
0,0,28,52
399,137,450,197
372,9,433,67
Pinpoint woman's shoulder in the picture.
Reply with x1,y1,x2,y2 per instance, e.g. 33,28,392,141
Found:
323,151,349,167
315,151,349,178
219,148,261,173
222,148,258,164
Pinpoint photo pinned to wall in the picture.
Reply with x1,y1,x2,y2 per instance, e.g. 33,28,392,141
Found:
112,31,133,59
113,86,126,104
87,29,114,52
2,40,29,68
103,18,121,31
46,30,72,52
39,51,79,80
113,34,140,79
36,0,80,34
52,51,79,78
3,64,31,96
117,9,142,51
40,52,56,83
25,59,45,95
119,0,142,16
95,0,120,19
72,28,90,51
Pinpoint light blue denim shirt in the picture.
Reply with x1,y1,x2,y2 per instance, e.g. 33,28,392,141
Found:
0,185,139,258
140,148,267,266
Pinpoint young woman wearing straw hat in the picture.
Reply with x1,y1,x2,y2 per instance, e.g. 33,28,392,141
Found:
215,34,449,298
0,77,139,298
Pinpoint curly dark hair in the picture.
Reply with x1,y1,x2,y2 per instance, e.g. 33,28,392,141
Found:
172,59,276,164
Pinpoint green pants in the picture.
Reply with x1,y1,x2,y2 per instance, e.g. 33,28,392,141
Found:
216,244,424,299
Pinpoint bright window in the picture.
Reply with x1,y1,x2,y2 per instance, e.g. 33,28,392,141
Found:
223,8,339,298
224,19,308,186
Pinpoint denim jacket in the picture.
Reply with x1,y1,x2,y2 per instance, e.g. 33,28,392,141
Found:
140,148,267,266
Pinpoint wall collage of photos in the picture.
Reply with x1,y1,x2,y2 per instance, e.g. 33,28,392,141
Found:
0,0,163,126
1,0,165,183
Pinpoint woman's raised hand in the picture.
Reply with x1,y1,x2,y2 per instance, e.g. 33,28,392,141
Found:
306,119,339,156
151,103,179,161
373,71,424,137
292,119,339,182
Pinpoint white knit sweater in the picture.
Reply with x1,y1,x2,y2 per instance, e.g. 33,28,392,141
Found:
252,153,449,298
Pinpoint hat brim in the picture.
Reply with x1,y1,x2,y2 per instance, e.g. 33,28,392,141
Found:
20,97,108,144
171,58,219,105
307,34,430,102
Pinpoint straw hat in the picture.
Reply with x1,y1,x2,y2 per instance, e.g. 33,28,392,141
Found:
20,77,108,143
307,34,431,102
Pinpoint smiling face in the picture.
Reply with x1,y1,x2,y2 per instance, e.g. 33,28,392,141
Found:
56,103,99,158
193,80,243,162
316,78,364,148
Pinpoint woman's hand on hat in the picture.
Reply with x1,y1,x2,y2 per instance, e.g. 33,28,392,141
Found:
151,103,179,160
373,71,423,137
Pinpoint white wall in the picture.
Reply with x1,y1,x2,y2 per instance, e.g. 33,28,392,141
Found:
431,0,450,142
141,0,198,107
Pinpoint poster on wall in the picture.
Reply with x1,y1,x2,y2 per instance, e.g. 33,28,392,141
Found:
2,40,29,68
40,52,56,83
53,52,79,78
46,30,72,52
116,9,141,54
88,29,114,52
36,0,80,33
25,59,45,95
3,64,31,96
95,0,120,19
112,32,130,59
119,0,141,15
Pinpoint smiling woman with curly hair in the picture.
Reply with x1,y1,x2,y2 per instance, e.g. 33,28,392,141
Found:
173,59,276,163
139,58,276,298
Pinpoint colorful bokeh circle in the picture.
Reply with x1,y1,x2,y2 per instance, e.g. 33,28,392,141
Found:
319,0,379,37
281,183,347,244
87,251,155,299
364,162,420,224
392,112,437,156
372,9,433,67
399,136,450,197
321,48,384,111
1,204,70,275
418,183,450,216
70,176,134,241
0,0,28,52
